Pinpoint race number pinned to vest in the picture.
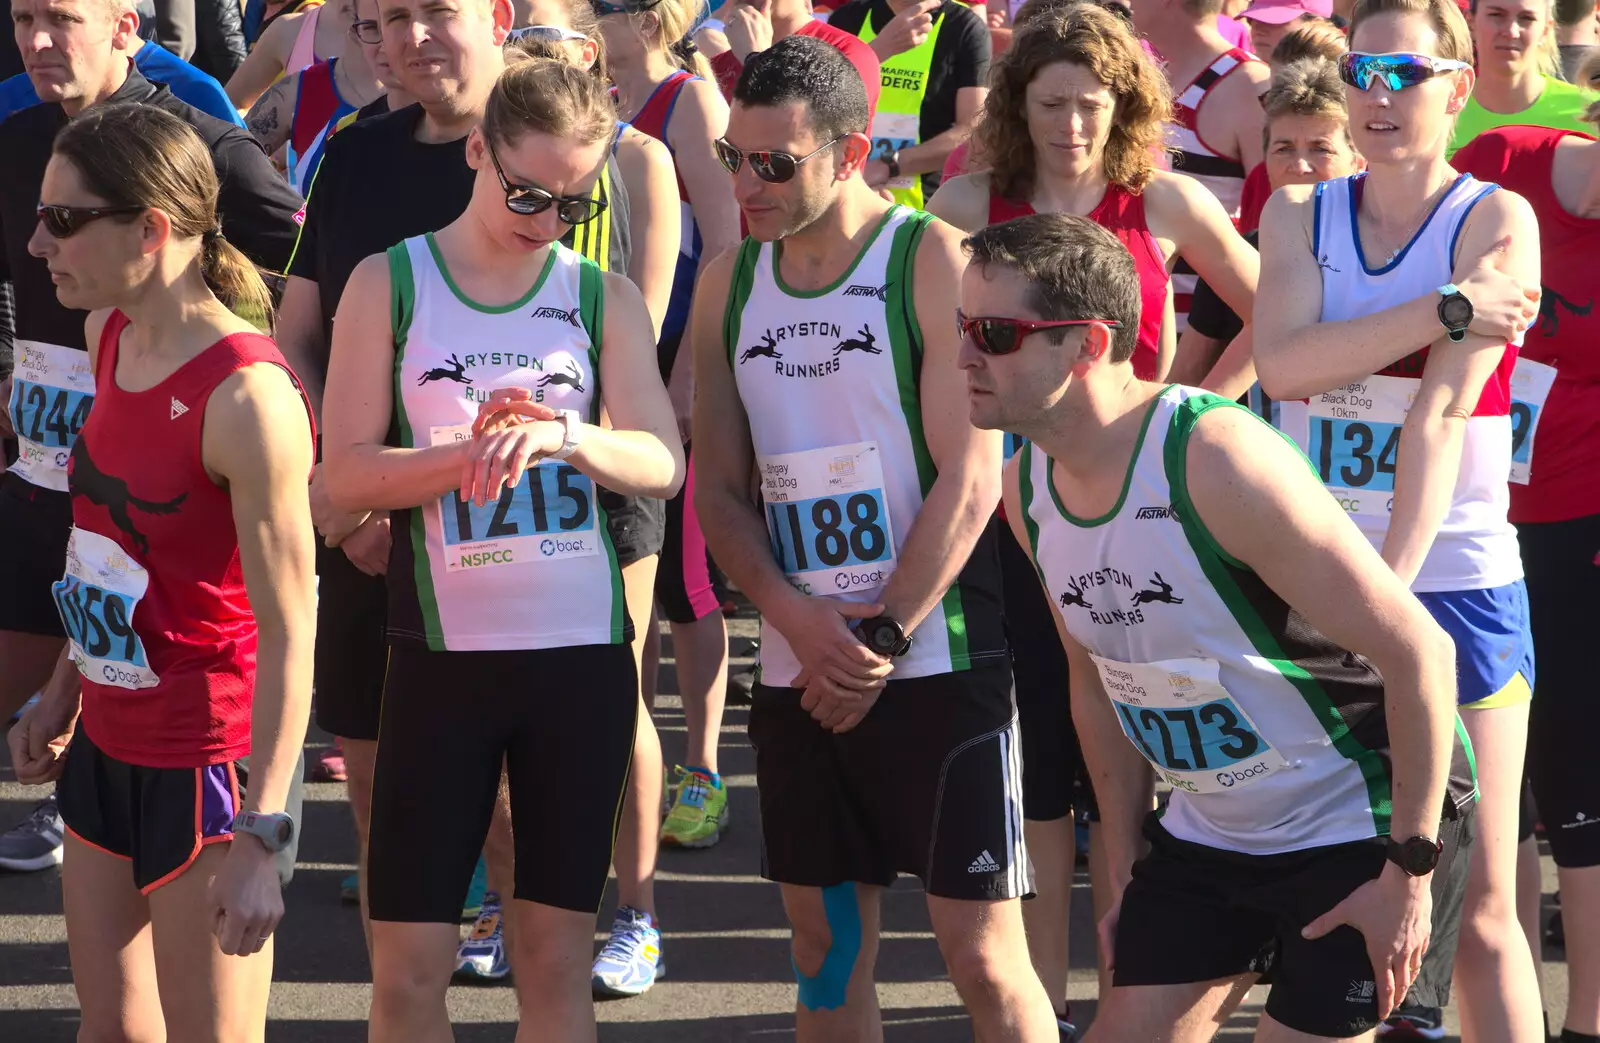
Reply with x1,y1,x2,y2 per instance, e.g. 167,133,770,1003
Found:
9,341,94,492
1508,358,1556,485
53,527,158,690
1090,653,1288,795
1306,374,1413,518
759,441,898,596
431,424,599,571
856,10,945,210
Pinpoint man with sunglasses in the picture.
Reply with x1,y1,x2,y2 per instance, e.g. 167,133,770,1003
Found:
975,212,1477,1043
0,0,300,874
693,36,1056,1041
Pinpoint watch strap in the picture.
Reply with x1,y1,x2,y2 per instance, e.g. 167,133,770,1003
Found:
548,409,582,461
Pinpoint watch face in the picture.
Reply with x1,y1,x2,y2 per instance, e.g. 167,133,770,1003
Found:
1440,295,1473,328
274,819,293,845
1404,839,1439,875
869,623,897,652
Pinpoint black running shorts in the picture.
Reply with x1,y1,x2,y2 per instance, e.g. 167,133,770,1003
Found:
0,474,71,637
1518,513,1600,867
58,726,242,894
313,537,389,742
1114,806,1474,1038
998,522,1081,823
599,488,665,568
748,663,1031,901
366,639,637,922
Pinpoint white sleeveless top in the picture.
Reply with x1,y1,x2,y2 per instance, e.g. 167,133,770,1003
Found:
385,234,626,652
1274,173,1522,593
1020,386,1476,854
724,206,1006,685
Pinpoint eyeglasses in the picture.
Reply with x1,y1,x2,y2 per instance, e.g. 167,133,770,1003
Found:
956,309,1123,356
589,0,661,15
714,136,843,184
1337,51,1469,92
506,24,589,44
486,141,607,225
350,18,381,44
36,203,145,239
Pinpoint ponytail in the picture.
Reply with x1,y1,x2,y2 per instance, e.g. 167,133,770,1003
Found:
202,231,275,332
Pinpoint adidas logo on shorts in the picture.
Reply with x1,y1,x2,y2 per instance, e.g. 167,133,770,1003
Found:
967,850,1001,874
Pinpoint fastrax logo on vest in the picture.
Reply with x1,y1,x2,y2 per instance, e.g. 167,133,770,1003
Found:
843,283,889,302
740,320,884,379
531,306,582,328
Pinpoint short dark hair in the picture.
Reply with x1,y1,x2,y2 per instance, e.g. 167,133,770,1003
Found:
733,34,869,140
963,214,1142,364
1556,0,1595,27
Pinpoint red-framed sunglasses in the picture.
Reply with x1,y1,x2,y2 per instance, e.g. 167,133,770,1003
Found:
957,309,1123,356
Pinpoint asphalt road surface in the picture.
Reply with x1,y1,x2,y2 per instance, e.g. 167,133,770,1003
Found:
0,611,1571,1041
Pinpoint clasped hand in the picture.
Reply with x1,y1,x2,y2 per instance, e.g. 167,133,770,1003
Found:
460,387,564,506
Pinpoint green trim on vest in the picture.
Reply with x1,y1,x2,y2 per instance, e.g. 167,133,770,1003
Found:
723,237,763,369
387,240,445,649
1161,391,1393,835
425,232,558,315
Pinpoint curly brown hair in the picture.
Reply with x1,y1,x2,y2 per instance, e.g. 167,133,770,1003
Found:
976,3,1172,201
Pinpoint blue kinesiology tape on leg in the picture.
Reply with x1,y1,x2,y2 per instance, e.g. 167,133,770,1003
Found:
793,882,862,1011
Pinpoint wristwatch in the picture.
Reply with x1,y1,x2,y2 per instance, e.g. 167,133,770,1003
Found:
1385,834,1442,877
549,408,583,461
234,810,296,853
884,149,901,180
1436,283,1473,343
856,614,913,657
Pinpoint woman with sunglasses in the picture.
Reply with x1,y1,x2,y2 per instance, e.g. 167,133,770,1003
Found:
601,0,743,864
928,3,1259,386
1256,0,1545,1038
8,104,315,1043
322,56,683,1040
1451,63,1600,1043
1451,0,1591,154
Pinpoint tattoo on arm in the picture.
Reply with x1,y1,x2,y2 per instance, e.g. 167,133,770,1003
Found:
246,81,290,143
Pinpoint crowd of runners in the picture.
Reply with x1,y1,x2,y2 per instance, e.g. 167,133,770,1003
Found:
0,0,1596,1036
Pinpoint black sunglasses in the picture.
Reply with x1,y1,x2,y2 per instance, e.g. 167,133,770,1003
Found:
714,136,843,184
590,0,661,14
487,141,607,226
956,309,1123,356
36,203,146,239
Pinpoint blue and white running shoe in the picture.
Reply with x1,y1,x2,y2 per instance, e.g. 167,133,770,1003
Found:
454,892,510,981
591,906,662,997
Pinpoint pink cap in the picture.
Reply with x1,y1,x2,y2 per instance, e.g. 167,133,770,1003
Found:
1239,0,1332,23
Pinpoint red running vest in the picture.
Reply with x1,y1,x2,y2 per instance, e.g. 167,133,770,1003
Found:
62,311,313,768
989,183,1170,380
1453,125,1600,524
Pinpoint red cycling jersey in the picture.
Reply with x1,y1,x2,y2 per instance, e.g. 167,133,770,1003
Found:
59,310,312,768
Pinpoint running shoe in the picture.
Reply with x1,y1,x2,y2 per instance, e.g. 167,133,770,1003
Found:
315,740,347,782
1376,1005,1445,1039
660,767,728,848
0,795,65,871
340,873,360,904
462,854,487,921
1058,1004,1078,1041
454,893,510,981
591,906,662,997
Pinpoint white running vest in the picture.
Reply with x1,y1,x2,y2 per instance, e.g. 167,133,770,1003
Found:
387,234,625,652
726,206,1005,685
1275,173,1523,593
1021,387,1465,854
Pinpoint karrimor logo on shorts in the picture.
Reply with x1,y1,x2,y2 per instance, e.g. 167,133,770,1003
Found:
1346,980,1376,1004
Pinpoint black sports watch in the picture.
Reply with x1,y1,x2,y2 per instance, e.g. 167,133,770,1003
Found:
856,614,913,657
1436,283,1473,343
1385,834,1442,877
884,149,901,180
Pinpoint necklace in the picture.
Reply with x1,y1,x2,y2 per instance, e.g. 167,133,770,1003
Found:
1363,174,1455,266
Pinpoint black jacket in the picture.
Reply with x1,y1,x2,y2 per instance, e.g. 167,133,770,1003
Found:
0,64,302,371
